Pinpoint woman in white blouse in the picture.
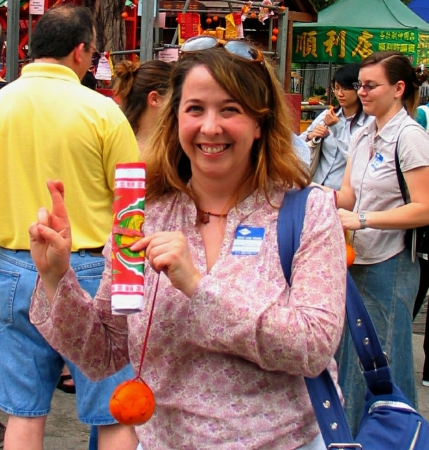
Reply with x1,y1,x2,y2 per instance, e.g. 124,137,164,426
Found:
301,64,372,190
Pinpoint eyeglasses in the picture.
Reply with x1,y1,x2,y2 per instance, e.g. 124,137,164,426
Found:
332,86,354,93
352,81,388,92
89,44,101,59
180,36,264,63
88,44,102,67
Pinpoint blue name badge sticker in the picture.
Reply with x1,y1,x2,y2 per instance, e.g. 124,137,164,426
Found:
370,152,384,171
231,226,265,255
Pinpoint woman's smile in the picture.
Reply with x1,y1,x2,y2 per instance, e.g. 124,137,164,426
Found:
198,143,229,155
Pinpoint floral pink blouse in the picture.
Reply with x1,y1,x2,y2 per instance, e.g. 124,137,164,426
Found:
30,187,346,449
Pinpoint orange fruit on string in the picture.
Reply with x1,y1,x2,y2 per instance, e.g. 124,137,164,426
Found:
272,28,279,35
121,11,128,18
271,35,277,42
206,17,212,24
213,15,218,21
346,243,356,268
109,378,155,425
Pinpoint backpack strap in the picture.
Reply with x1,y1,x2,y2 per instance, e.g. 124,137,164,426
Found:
394,124,418,204
393,124,420,261
278,188,353,445
277,187,394,447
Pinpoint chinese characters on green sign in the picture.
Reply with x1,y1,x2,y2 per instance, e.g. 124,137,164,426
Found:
293,27,419,64
419,34,429,67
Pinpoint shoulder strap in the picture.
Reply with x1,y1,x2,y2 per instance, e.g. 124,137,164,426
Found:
277,187,394,446
394,124,417,204
394,124,419,262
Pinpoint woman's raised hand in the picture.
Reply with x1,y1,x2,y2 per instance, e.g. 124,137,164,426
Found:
323,107,340,127
29,180,72,296
130,231,202,298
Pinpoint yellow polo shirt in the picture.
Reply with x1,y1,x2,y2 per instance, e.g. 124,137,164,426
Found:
0,63,140,251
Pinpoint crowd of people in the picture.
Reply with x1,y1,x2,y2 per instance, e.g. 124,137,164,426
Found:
0,3,429,450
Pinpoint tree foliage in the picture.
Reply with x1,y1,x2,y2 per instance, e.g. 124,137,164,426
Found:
81,0,126,63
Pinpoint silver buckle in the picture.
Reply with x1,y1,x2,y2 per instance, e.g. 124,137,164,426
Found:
358,351,390,373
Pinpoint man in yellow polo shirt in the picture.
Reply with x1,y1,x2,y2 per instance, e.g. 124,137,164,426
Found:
0,5,139,450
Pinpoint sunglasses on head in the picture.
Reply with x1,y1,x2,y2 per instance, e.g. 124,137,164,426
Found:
180,36,264,63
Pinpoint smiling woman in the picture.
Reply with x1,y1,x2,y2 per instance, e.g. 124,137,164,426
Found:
28,38,347,450
330,51,429,436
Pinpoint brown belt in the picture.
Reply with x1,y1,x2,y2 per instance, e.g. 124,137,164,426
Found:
78,246,104,256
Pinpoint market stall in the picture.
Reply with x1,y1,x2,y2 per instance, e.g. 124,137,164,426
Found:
292,0,429,66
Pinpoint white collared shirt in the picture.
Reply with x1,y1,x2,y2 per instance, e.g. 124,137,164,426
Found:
300,108,373,190
349,108,429,264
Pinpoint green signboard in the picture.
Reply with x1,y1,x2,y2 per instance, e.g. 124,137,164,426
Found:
418,33,429,67
293,27,420,64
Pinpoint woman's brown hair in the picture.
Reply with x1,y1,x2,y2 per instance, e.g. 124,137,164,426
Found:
360,51,423,117
142,47,309,204
113,59,172,135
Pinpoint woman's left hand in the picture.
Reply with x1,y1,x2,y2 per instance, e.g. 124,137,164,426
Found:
130,231,202,298
338,209,361,230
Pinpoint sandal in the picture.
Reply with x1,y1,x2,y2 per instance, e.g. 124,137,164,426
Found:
56,374,76,394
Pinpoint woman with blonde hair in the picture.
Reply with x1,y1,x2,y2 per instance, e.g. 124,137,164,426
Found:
29,36,346,449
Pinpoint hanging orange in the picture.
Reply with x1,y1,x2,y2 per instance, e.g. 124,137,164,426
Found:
213,15,218,22
121,11,128,19
206,18,212,24
272,28,279,35
346,243,356,267
271,35,277,42
109,378,155,426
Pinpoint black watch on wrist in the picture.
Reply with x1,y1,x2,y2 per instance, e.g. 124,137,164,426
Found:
359,213,367,229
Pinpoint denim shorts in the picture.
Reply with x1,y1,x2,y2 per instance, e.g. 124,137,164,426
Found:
0,248,134,424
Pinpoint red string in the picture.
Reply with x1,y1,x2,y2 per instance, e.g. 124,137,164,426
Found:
136,273,160,377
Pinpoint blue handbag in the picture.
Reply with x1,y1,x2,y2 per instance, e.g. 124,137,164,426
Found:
277,187,429,449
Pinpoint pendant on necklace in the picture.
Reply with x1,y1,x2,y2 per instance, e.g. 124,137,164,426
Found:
199,211,210,224
197,208,227,224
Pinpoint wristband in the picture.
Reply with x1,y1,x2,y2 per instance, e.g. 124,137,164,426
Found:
359,212,367,229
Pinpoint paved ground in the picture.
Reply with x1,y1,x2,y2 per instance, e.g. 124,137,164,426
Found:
0,299,428,449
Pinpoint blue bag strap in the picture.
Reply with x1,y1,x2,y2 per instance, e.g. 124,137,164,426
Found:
277,187,393,447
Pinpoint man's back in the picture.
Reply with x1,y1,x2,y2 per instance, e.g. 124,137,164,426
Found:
0,62,139,250
0,6,140,450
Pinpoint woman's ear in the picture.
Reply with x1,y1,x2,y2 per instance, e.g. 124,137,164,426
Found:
395,80,406,99
148,91,161,107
